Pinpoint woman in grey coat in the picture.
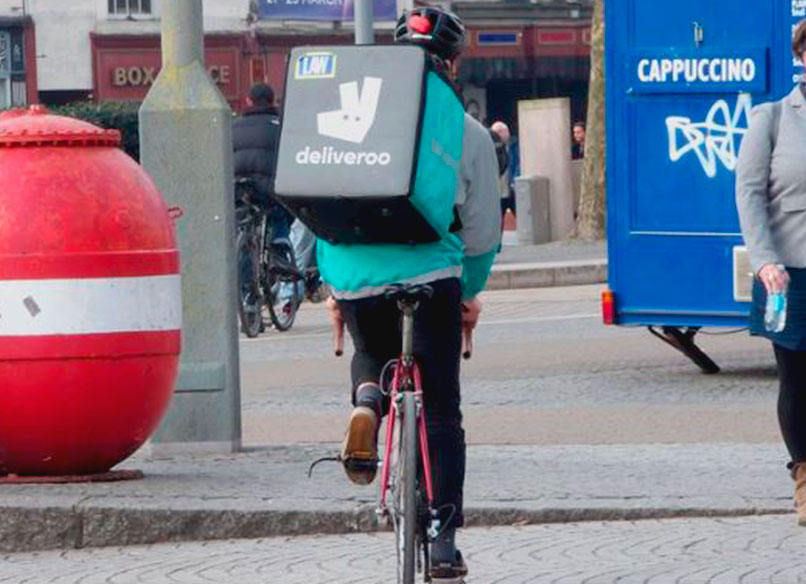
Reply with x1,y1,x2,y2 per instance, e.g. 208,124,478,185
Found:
736,20,806,526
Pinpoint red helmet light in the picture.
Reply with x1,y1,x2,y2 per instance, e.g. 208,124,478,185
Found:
409,14,433,34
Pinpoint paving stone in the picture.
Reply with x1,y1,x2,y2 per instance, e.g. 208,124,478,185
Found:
2,515,805,583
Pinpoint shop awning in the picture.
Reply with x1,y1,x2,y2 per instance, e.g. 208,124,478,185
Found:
459,55,590,84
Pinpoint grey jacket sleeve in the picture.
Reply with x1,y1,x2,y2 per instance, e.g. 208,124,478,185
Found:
455,114,502,257
735,103,781,273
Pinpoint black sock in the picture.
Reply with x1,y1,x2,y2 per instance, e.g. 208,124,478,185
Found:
431,528,456,564
355,383,383,418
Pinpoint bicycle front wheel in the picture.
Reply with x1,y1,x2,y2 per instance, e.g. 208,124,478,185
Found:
236,229,263,338
398,392,419,584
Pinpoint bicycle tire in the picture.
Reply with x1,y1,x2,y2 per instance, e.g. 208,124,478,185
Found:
400,392,419,584
236,229,263,338
266,240,300,332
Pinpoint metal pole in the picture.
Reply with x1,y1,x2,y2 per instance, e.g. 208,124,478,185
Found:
161,0,203,69
354,0,375,45
139,0,242,454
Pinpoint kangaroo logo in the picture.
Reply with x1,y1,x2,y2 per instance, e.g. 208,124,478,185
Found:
317,77,383,144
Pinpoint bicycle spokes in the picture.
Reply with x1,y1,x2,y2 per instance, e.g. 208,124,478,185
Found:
378,359,435,584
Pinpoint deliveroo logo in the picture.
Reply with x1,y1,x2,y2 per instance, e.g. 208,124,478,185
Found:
296,76,391,168
317,77,383,144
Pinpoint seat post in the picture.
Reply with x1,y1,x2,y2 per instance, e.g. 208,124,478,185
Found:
399,301,417,361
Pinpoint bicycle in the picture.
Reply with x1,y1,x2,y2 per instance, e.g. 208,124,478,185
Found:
377,284,442,584
234,178,300,336
310,283,473,583
381,284,476,584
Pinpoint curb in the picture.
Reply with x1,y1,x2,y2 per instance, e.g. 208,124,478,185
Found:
487,259,608,290
1,503,790,553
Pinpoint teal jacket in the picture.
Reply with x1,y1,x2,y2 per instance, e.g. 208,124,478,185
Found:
318,113,501,301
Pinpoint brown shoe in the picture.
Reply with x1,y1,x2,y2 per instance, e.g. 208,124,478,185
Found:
431,550,468,582
790,462,806,525
341,406,379,485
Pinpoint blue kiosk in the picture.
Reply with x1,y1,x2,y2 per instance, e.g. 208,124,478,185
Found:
604,0,803,372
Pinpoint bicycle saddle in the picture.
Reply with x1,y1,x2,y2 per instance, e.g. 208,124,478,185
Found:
384,283,435,303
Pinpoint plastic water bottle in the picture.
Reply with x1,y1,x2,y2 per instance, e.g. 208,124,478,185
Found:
765,274,788,333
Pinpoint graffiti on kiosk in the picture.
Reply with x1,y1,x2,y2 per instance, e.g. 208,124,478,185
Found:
665,94,752,179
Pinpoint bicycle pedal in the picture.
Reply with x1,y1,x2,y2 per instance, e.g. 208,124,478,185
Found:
307,453,380,479
342,456,380,472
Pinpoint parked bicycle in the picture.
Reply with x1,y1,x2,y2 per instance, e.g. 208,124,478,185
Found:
235,177,300,336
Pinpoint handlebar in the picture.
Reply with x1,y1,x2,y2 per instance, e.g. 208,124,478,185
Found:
332,323,473,360
462,327,473,360
334,322,344,357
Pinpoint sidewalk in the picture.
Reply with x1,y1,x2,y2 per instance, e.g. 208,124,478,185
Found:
0,442,791,553
489,236,607,290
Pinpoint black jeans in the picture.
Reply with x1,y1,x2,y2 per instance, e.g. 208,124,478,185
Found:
774,344,806,463
338,278,466,528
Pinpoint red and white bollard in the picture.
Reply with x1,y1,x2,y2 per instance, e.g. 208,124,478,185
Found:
0,106,181,479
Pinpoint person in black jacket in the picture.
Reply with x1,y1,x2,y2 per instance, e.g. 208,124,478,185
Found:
233,83,293,238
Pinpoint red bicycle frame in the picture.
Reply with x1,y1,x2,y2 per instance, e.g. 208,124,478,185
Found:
378,353,435,515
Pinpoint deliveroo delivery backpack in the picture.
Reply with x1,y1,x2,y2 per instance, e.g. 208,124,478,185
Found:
274,45,465,244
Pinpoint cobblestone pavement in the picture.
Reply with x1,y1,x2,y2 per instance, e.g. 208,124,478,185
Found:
0,443,792,517
239,285,779,446
4,515,806,583
494,240,606,265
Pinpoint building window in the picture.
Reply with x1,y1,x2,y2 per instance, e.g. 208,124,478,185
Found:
0,31,10,109
108,0,152,16
0,31,9,77
0,80,9,109
11,80,26,107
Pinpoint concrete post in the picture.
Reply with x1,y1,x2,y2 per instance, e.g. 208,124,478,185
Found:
570,158,583,217
355,0,375,45
515,176,551,245
517,98,576,241
138,0,241,454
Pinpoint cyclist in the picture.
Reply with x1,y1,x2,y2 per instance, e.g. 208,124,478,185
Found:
234,83,303,313
324,7,501,580
233,83,293,237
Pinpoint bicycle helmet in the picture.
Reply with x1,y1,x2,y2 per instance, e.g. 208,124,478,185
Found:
394,6,466,62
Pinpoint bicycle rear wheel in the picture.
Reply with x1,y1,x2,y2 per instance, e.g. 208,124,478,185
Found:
394,392,418,584
266,240,300,332
236,229,263,338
